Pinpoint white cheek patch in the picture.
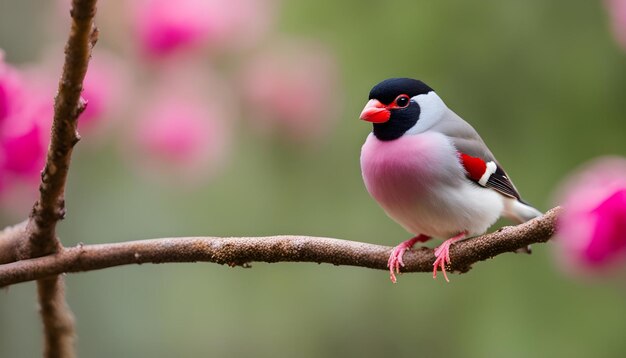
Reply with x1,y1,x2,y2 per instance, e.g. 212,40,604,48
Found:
404,91,446,136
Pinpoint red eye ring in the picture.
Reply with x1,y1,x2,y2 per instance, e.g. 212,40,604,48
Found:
394,94,410,108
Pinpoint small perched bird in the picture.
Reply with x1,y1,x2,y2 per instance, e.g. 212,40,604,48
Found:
359,78,542,282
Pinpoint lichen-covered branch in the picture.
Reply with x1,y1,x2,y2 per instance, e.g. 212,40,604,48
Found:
0,207,560,287
15,1,99,357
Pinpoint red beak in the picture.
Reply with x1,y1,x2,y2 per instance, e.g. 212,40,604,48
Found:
359,99,390,123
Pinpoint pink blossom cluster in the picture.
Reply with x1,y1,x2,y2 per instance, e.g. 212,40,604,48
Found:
0,0,342,214
127,0,340,145
0,53,50,206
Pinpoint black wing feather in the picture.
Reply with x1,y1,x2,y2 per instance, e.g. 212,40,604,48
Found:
485,165,521,200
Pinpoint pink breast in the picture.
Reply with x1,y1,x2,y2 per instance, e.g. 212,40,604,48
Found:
360,132,456,209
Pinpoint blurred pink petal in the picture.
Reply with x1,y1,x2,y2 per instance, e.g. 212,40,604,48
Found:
554,157,626,274
132,0,220,58
0,79,7,123
2,123,45,175
0,53,25,126
130,0,274,58
0,53,48,178
240,39,341,144
586,190,626,263
132,94,230,183
606,0,626,51
0,51,50,212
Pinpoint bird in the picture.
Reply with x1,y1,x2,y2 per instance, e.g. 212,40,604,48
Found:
359,78,542,283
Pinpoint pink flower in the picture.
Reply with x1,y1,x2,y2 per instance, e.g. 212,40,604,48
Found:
2,122,45,176
22,48,129,136
0,54,48,179
131,92,230,184
0,76,8,124
606,0,626,51
132,0,214,58
554,157,626,274
0,52,25,126
240,39,341,144
130,0,274,58
0,52,50,213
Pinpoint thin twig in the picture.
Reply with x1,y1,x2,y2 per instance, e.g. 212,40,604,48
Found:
21,1,98,259
0,207,560,287
15,1,99,357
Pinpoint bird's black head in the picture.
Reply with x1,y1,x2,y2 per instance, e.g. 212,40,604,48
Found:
360,78,434,141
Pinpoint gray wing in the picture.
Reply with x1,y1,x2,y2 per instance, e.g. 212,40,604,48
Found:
430,109,522,200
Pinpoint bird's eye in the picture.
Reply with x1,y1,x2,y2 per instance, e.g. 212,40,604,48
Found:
395,95,410,108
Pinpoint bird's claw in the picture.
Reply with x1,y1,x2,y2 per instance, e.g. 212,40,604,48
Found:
387,245,408,283
387,235,430,283
432,233,465,283
432,246,451,283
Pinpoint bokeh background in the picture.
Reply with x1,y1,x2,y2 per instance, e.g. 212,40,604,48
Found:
2,0,626,357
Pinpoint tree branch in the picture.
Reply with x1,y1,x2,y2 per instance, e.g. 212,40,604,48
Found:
0,207,560,287
14,1,99,357
21,0,98,259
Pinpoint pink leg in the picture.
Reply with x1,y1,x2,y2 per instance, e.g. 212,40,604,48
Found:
432,232,467,282
387,234,430,283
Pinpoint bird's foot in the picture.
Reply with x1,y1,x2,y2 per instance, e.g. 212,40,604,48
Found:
432,232,466,282
387,234,430,283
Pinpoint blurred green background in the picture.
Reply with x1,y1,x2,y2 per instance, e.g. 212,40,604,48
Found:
2,0,626,357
